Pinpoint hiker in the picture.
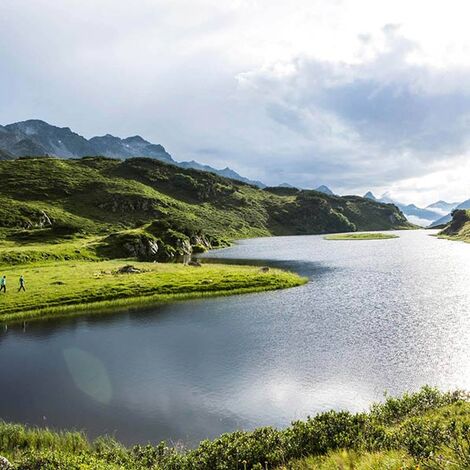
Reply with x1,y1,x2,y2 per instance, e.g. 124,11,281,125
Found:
18,275,26,292
0,275,6,293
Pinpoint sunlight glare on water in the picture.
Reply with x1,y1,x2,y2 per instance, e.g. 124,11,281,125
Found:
0,230,469,445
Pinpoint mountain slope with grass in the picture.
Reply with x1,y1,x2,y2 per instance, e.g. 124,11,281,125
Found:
439,209,470,242
0,156,412,263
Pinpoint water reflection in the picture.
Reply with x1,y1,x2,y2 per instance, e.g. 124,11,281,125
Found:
0,230,469,445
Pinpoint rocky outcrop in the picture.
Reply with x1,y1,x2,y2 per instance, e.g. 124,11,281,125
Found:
21,210,52,229
98,232,160,261
0,456,12,470
190,234,212,253
5,206,53,230
97,196,157,214
123,235,159,259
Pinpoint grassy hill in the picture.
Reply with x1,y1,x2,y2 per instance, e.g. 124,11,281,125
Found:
439,209,470,243
0,157,412,263
0,387,468,469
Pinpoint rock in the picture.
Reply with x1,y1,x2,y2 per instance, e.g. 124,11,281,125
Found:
122,236,159,260
39,210,52,227
117,265,142,274
23,209,53,229
260,266,270,272
190,234,212,253
188,260,202,267
98,196,156,214
177,238,192,256
0,456,12,470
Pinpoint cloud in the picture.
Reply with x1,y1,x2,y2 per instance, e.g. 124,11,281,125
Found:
0,0,469,204
234,25,470,198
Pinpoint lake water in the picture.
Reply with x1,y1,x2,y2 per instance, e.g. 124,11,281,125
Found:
0,230,469,445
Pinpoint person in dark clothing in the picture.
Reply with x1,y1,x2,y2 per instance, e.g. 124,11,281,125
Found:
0,276,6,293
18,275,25,292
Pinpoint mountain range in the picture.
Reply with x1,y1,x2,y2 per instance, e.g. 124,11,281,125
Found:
0,119,265,187
277,183,336,195
428,199,470,227
363,191,464,227
1,120,464,226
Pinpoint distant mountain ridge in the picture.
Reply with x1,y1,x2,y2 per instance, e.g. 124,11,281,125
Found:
363,191,463,227
429,199,470,227
0,119,265,187
314,185,335,196
426,200,460,215
275,183,335,194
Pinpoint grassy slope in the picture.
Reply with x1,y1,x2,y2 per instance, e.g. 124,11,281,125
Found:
0,260,305,323
324,232,399,240
439,209,470,243
0,157,412,259
0,157,409,322
0,388,468,469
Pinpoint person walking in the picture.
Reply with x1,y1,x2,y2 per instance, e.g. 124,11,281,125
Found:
0,275,6,293
18,275,25,292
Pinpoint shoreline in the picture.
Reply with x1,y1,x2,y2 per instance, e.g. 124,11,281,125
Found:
0,388,466,469
0,259,307,325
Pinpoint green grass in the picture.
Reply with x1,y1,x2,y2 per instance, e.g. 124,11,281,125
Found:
439,209,470,243
280,450,415,469
0,155,410,323
0,387,468,469
324,232,399,240
0,259,306,323
0,235,101,265
0,157,413,264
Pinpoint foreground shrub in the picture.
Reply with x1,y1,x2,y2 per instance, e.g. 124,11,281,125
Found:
0,388,468,469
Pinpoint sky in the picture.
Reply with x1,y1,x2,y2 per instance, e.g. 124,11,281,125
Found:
1,0,470,206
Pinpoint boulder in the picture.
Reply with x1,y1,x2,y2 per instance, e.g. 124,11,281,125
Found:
116,265,142,274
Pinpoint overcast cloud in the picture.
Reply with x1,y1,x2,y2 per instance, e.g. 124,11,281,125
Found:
1,0,469,205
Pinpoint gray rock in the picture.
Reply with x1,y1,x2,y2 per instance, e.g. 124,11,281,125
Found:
0,456,12,470
123,237,159,260
116,265,142,274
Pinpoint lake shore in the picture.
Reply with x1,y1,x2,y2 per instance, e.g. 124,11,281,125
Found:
0,259,306,324
0,387,467,469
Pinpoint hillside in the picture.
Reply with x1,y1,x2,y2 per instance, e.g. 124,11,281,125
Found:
0,157,412,263
439,209,470,242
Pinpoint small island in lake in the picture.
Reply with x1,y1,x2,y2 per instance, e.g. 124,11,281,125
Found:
324,232,400,240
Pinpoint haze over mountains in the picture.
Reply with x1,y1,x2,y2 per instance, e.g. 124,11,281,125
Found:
0,119,265,187
364,191,466,227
